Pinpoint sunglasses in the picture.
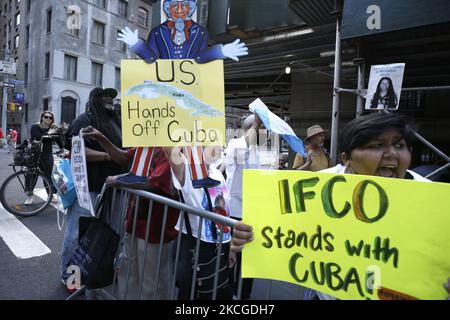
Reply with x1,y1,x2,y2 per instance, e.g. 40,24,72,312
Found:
43,115,53,120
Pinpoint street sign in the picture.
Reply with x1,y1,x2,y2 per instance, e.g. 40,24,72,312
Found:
9,79,25,85
0,60,17,75
14,92,24,104
1,82,15,88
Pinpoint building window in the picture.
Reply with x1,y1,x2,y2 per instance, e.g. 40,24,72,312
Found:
138,7,148,27
44,52,50,78
92,20,105,44
46,8,52,33
94,0,107,9
14,35,19,49
64,54,77,81
61,97,77,124
24,63,28,84
15,13,20,27
115,67,120,91
118,0,128,17
116,30,126,52
25,25,29,47
43,98,49,111
26,0,30,11
91,62,103,86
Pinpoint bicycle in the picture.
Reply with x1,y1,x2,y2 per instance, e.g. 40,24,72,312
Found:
0,138,64,217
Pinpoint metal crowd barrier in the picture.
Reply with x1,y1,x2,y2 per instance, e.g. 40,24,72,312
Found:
66,186,307,300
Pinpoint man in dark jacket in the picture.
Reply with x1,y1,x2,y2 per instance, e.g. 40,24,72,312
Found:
61,87,126,294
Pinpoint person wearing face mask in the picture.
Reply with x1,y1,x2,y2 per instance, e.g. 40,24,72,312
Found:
25,111,64,205
292,125,330,171
61,87,126,294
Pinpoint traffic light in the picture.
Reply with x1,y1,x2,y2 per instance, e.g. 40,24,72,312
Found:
7,102,16,112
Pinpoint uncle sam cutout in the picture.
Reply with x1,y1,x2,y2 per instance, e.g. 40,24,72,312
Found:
118,0,248,188
119,0,247,63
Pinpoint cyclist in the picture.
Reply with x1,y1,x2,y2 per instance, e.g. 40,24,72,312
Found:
26,111,64,204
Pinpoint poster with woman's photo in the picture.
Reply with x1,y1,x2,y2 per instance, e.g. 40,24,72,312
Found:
365,63,405,110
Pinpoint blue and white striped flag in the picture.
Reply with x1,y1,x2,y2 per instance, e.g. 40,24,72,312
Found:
249,98,306,158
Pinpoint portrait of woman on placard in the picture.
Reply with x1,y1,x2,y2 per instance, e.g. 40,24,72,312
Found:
370,77,398,110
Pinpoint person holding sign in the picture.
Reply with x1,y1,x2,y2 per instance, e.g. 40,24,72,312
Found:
60,87,126,292
231,113,450,299
82,126,180,299
118,0,248,189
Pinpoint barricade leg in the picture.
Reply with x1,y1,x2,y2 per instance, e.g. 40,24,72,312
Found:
116,233,140,299
136,239,172,299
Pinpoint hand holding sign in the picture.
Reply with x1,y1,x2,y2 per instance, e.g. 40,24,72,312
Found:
231,222,254,253
81,126,104,143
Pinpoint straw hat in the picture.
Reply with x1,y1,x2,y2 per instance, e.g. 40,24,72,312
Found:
305,125,327,140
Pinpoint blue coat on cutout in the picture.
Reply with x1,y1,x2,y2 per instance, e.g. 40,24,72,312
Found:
130,20,225,64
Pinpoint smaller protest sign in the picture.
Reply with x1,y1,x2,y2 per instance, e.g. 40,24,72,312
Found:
365,63,405,110
70,135,94,216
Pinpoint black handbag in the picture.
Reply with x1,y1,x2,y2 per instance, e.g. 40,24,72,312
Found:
69,189,120,289
179,189,232,300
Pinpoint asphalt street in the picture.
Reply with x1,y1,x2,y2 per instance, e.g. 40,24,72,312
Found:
0,147,69,299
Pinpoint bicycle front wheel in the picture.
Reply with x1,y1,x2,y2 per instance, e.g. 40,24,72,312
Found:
0,170,53,217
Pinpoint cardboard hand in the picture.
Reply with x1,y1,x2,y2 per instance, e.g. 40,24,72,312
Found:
222,39,248,61
117,26,139,47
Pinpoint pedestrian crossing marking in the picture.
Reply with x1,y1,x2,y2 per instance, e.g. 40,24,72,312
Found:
0,204,51,259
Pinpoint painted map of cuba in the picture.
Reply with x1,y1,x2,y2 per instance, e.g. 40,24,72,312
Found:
120,59,225,147
125,80,223,117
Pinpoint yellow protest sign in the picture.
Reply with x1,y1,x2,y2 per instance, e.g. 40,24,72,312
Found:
242,169,450,300
121,59,225,147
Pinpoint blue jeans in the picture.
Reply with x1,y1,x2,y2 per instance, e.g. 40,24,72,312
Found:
60,192,99,281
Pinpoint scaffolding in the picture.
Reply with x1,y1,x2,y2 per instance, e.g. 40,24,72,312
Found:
328,1,450,179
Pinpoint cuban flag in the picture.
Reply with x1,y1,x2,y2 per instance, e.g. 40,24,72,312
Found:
249,98,307,158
